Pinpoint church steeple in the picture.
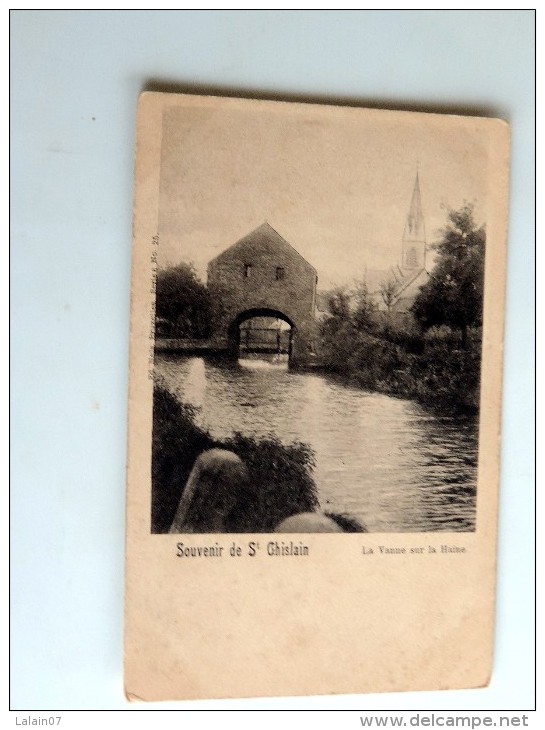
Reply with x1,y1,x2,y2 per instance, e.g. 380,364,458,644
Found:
401,171,426,270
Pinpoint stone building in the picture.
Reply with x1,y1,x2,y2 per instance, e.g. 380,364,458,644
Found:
207,223,318,363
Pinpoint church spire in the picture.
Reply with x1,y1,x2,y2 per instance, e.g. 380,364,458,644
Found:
401,171,426,270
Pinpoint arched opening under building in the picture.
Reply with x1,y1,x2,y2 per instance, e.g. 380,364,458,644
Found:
228,309,294,366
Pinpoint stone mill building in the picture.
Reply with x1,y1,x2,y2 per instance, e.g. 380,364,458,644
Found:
207,223,318,364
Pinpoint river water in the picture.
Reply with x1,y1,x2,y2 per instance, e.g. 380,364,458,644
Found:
155,354,478,532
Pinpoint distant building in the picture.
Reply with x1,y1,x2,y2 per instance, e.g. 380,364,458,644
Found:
365,172,430,319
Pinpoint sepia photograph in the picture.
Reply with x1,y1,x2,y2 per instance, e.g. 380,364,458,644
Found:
125,87,508,703
151,96,492,536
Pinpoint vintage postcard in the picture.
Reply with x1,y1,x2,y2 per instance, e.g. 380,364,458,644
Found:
125,92,509,701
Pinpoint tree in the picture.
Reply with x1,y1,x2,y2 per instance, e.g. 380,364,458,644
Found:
378,277,399,337
352,281,378,333
379,277,398,312
326,286,352,322
155,262,211,338
411,204,485,347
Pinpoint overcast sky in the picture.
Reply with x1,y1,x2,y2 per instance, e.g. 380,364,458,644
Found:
157,99,490,290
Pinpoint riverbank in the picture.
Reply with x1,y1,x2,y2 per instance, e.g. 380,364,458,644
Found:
152,384,319,533
318,322,481,415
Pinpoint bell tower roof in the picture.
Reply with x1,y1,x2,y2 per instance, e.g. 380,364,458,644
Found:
401,171,426,270
403,171,426,244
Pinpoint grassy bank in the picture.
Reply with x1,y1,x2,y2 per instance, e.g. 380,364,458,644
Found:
152,385,319,533
318,320,481,414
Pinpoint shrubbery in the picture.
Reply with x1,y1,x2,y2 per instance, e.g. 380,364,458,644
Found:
318,312,481,414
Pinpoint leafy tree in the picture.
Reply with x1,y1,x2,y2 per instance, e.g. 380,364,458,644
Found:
326,286,352,322
411,204,485,347
155,262,211,338
317,287,354,371
352,281,378,333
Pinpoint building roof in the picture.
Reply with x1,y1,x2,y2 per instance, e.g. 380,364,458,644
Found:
208,222,317,276
365,265,430,310
403,170,426,245
390,268,430,312
364,265,405,296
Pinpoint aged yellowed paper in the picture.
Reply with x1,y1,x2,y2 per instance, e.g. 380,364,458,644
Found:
125,91,509,701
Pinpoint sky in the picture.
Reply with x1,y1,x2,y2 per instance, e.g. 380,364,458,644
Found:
157,99,491,290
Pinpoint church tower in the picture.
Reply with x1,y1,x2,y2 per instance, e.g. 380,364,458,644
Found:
401,171,426,271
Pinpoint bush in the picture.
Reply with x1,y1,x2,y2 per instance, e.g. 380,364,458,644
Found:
151,386,214,533
316,312,480,414
151,385,319,533
409,338,481,412
348,333,410,390
222,434,318,532
318,320,359,374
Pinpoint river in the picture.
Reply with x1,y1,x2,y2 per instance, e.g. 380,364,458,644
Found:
155,353,478,532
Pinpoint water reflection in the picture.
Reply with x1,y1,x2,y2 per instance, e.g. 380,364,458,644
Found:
155,354,477,532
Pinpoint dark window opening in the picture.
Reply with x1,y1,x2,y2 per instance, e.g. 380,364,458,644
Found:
276,266,285,281
244,264,252,278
